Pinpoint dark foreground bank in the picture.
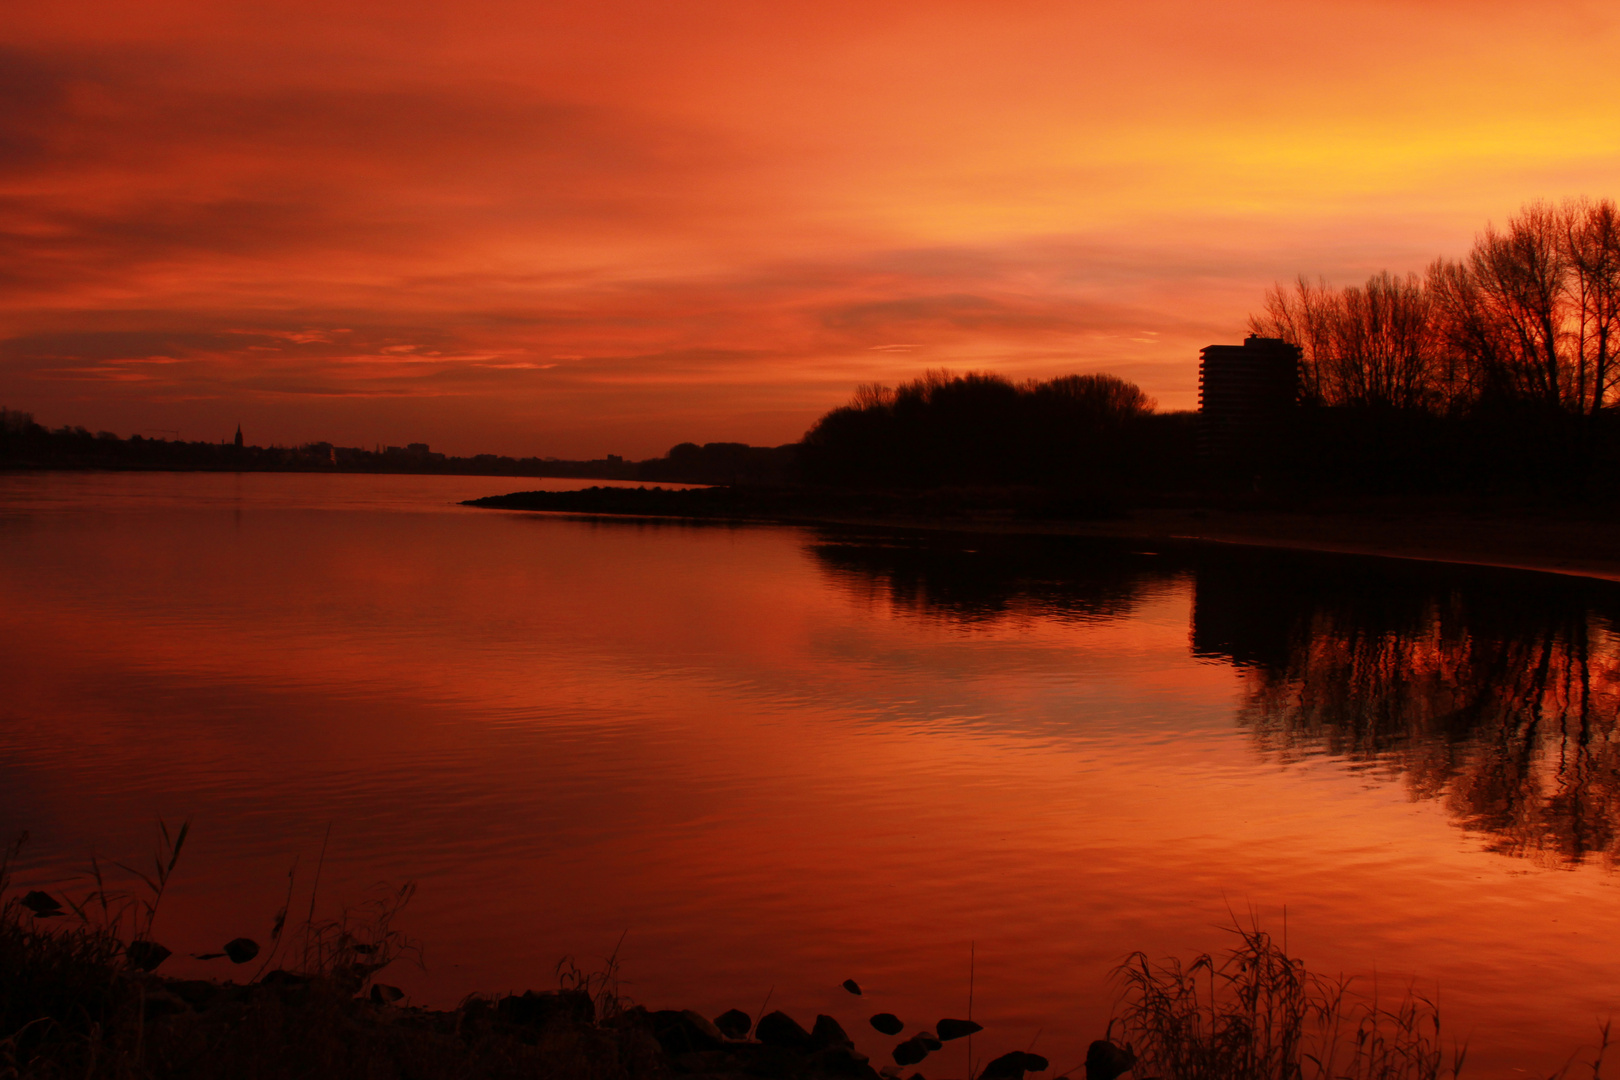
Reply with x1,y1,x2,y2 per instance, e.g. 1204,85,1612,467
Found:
4,858,1494,1080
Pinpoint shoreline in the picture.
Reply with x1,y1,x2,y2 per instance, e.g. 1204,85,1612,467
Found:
803,506,1620,584
465,487,1620,585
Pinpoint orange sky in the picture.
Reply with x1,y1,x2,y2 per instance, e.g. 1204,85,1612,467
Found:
5,0,1620,457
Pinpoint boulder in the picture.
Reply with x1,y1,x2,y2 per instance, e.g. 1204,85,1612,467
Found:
756,1009,815,1052
224,937,260,964
167,979,220,1008
810,1044,881,1079
1084,1040,1135,1080
126,940,172,972
870,1012,905,1036
892,1038,930,1066
21,891,62,917
981,1051,1049,1080
497,989,595,1029
714,1008,753,1039
936,1018,982,1041
646,1009,726,1054
812,1014,855,1050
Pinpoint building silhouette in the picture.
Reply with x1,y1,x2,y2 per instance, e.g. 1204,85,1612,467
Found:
233,423,244,449
1197,335,1299,477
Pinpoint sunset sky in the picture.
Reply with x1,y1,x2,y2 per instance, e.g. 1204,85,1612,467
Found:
6,0,1620,457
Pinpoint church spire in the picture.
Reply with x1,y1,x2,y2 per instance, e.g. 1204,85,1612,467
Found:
233,423,243,448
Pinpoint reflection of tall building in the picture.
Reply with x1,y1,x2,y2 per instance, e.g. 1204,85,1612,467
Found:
1188,556,1299,671
1198,335,1300,469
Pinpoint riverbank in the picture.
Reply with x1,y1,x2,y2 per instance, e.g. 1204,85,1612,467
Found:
1,902,1466,1080
464,487,1620,583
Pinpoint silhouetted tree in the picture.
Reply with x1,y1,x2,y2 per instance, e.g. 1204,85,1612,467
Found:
1253,272,1440,410
798,369,1160,489
1564,197,1620,416
1255,197,1620,418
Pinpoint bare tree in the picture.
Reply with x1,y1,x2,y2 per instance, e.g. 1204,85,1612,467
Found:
1251,272,1439,410
1256,197,1620,420
1465,201,1570,407
1333,270,1436,409
1249,276,1340,405
1563,197,1620,415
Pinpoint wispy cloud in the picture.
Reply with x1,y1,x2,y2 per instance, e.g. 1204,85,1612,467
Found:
4,2,1620,454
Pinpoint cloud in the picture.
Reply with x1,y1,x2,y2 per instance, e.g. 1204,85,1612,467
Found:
5,1,1620,455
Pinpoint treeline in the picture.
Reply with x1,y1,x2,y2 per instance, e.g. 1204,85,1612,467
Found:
798,370,1194,490
0,410,797,485
1247,197,1620,496
1254,198,1620,415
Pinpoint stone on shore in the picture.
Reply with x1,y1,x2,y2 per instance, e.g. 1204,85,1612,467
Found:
935,1018,981,1041
757,1009,815,1052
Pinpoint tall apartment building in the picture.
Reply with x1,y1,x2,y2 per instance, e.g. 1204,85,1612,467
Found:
1197,335,1300,470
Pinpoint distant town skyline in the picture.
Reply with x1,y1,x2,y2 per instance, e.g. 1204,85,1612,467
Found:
5,0,1620,458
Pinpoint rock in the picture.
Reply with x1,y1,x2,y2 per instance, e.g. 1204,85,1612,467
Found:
141,990,188,1019
497,989,595,1030
936,1018,982,1041
166,979,220,1008
870,1012,905,1036
843,979,863,995
810,1044,880,1079
892,1038,930,1066
756,1010,814,1052
673,1049,739,1074
370,983,405,1004
683,1010,726,1042
737,1043,809,1080
981,1053,1025,1080
714,1008,753,1038
812,1014,854,1050
915,1032,942,1051
21,891,62,917
647,1009,726,1054
125,940,172,972
224,937,260,964
260,970,311,989
1084,1040,1135,1080
981,1051,1049,1080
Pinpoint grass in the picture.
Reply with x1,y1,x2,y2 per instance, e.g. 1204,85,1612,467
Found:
0,830,658,1080
1112,920,1619,1080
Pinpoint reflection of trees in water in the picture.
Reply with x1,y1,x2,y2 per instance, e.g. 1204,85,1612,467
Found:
1203,557,1620,867
808,533,1179,626
814,533,1620,867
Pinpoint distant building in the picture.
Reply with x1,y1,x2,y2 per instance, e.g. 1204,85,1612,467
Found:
234,424,243,448
1197,335,1300,471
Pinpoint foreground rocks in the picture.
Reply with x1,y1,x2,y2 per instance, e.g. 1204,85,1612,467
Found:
10,961,1133,1080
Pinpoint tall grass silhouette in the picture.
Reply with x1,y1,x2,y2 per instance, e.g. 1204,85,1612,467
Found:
1115,923,1465,1080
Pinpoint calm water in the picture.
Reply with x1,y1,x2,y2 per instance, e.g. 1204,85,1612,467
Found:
4,471,1620,1075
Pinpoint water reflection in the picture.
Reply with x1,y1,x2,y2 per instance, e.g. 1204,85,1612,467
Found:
1202,555,1620,868
813,534,1620,868
810,533,1182,625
